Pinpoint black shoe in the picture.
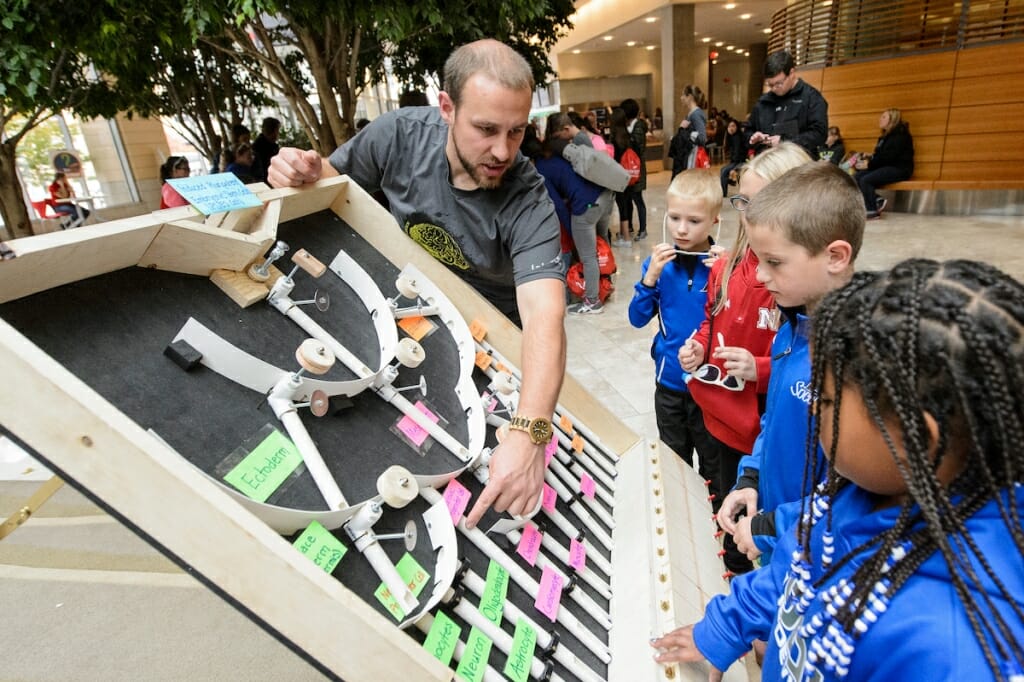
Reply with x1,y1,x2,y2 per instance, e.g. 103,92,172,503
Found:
876,197,888,214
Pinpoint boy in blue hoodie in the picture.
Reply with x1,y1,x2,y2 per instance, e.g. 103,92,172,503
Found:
716,162,863,567
628,169,719,473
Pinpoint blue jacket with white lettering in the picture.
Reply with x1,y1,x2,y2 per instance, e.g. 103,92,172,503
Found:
694,483,1024,681
734,309,824,560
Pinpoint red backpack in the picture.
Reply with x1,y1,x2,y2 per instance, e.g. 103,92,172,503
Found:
620,148,642,185
694,145,711,169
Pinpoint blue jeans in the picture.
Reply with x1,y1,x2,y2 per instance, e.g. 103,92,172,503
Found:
855,166,910,210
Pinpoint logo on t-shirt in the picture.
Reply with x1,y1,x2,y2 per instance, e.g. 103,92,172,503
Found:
406,218,470,271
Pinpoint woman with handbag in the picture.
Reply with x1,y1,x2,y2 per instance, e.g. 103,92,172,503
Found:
668,85,708,179
855,108,914,218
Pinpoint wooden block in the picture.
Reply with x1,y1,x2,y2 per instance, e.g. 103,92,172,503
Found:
210,264,284,308
292,248,328,278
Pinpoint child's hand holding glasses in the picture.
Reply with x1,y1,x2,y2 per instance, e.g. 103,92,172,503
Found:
640,242,678,288
711,343,758,383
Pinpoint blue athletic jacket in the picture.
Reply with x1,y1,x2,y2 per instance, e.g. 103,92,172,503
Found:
694,483,1024,680
628,254,712,392
734,310,823,560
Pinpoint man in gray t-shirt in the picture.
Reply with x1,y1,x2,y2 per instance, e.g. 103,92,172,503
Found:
270,39,566,531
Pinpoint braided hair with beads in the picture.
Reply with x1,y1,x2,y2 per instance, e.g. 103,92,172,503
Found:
792,258,1024,679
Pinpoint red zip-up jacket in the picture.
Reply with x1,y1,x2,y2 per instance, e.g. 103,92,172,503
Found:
688,249,779,453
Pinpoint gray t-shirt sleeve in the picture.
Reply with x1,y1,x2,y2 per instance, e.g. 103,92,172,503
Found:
327,116,396,190
503,170,564,287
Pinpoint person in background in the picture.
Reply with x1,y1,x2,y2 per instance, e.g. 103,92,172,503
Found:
577,111,614,157
619,98,649,241
355,118,371,133
547,112,593,148
748,50,828,157
225,142,256,183
817,125,845,165
856,108,914,218
398,90,430,107
159,156,191,209
668,84,708,179
48,172,89,225
653,259,1024,682
719,119,749,196
628,169,720,483
252,117,281,183
609,107,635,247
269,39,566,530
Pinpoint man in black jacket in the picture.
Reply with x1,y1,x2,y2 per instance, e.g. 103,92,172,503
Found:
748,50,828,157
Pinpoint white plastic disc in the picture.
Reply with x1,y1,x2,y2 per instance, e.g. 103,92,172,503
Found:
492,371,516,395
295,338,335,375
395,338,425,368
377,465,418,508
395,274,420,299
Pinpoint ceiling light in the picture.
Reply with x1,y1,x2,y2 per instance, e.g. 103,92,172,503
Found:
571,49,581,54
740,13,752,20
645,16,658,23
724,3,736,9
715,41,725,47
727,45,735,50
712,59,719,64
702,37,712,43
646,45,656,50
626,41,637,46
763,27,773,34
603,35,614,41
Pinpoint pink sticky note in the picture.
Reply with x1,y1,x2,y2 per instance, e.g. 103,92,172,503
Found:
569,538,587,571
541,484,557,513
487,397,498,413
443,478,472,524
544,437,558,466
580,473,596,500
534,565,564,622
396,401,440,447
517,522,542,567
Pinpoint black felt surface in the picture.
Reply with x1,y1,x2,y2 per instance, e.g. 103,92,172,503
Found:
1,211,614,679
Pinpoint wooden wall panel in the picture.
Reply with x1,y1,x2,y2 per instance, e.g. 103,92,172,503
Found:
821,52,957,90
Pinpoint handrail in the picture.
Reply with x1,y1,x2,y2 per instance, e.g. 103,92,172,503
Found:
768,0,1024,67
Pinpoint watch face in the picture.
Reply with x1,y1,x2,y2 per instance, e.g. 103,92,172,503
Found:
530,419,552,443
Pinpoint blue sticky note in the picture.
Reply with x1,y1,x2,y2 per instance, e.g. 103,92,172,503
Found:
166,173,262,215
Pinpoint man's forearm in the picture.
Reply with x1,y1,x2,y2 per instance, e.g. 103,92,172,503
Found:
516,280,566,421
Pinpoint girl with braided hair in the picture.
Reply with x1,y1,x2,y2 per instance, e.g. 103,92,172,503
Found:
652,258,1024,680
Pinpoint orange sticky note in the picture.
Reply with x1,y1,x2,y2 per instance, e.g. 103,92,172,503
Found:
495,362,511,374
474,351,493,371
398,315,436,341
469,319,488,342
559,415,573,432
572,433,585,454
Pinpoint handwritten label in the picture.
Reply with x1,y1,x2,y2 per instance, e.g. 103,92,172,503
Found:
559,414,573,432
293,520,348,574
423,610,461,666
516,522,542,567
454,626,492,682
223,429,303,502
469,319,488,342
396,400,440,447
398,315,436,341
479,560,509,627
580,473,596,499
166,173,262,214
534,565,564,622
503,619,537,682
569,538,587,571
544,437,558,466
541,484,557,513
374,552,430,620
571,433,585,454
474,350,493,371
443,478,472,524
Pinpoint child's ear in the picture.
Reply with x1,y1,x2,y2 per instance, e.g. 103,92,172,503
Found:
825,240,854,273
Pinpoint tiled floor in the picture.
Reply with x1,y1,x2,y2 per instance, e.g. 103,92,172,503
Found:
566,168,1024,446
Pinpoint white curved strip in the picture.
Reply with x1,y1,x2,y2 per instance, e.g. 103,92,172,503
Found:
399,498,460,629
328,248,399,374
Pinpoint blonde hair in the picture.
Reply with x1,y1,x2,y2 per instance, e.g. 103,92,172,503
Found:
667,168,722,217
881,107,902,136
745,162,865,258
713,142,812,315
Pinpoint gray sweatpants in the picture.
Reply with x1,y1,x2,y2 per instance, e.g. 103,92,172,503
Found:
571,189,614,300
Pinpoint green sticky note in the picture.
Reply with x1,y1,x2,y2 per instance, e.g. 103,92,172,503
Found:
455,627,492,682
503,618,537,682
478,560,509,627
223,429,303,502
423,610,461,666
292,521,347,574
374,552,431,620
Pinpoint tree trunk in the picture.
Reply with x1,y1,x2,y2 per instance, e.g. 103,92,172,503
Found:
0,141,33,241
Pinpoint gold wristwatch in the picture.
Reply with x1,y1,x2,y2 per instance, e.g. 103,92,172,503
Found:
508,415,553,445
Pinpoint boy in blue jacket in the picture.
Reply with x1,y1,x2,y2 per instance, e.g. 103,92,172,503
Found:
628,169,719,473
653,256,1024,682
716,163,864,566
